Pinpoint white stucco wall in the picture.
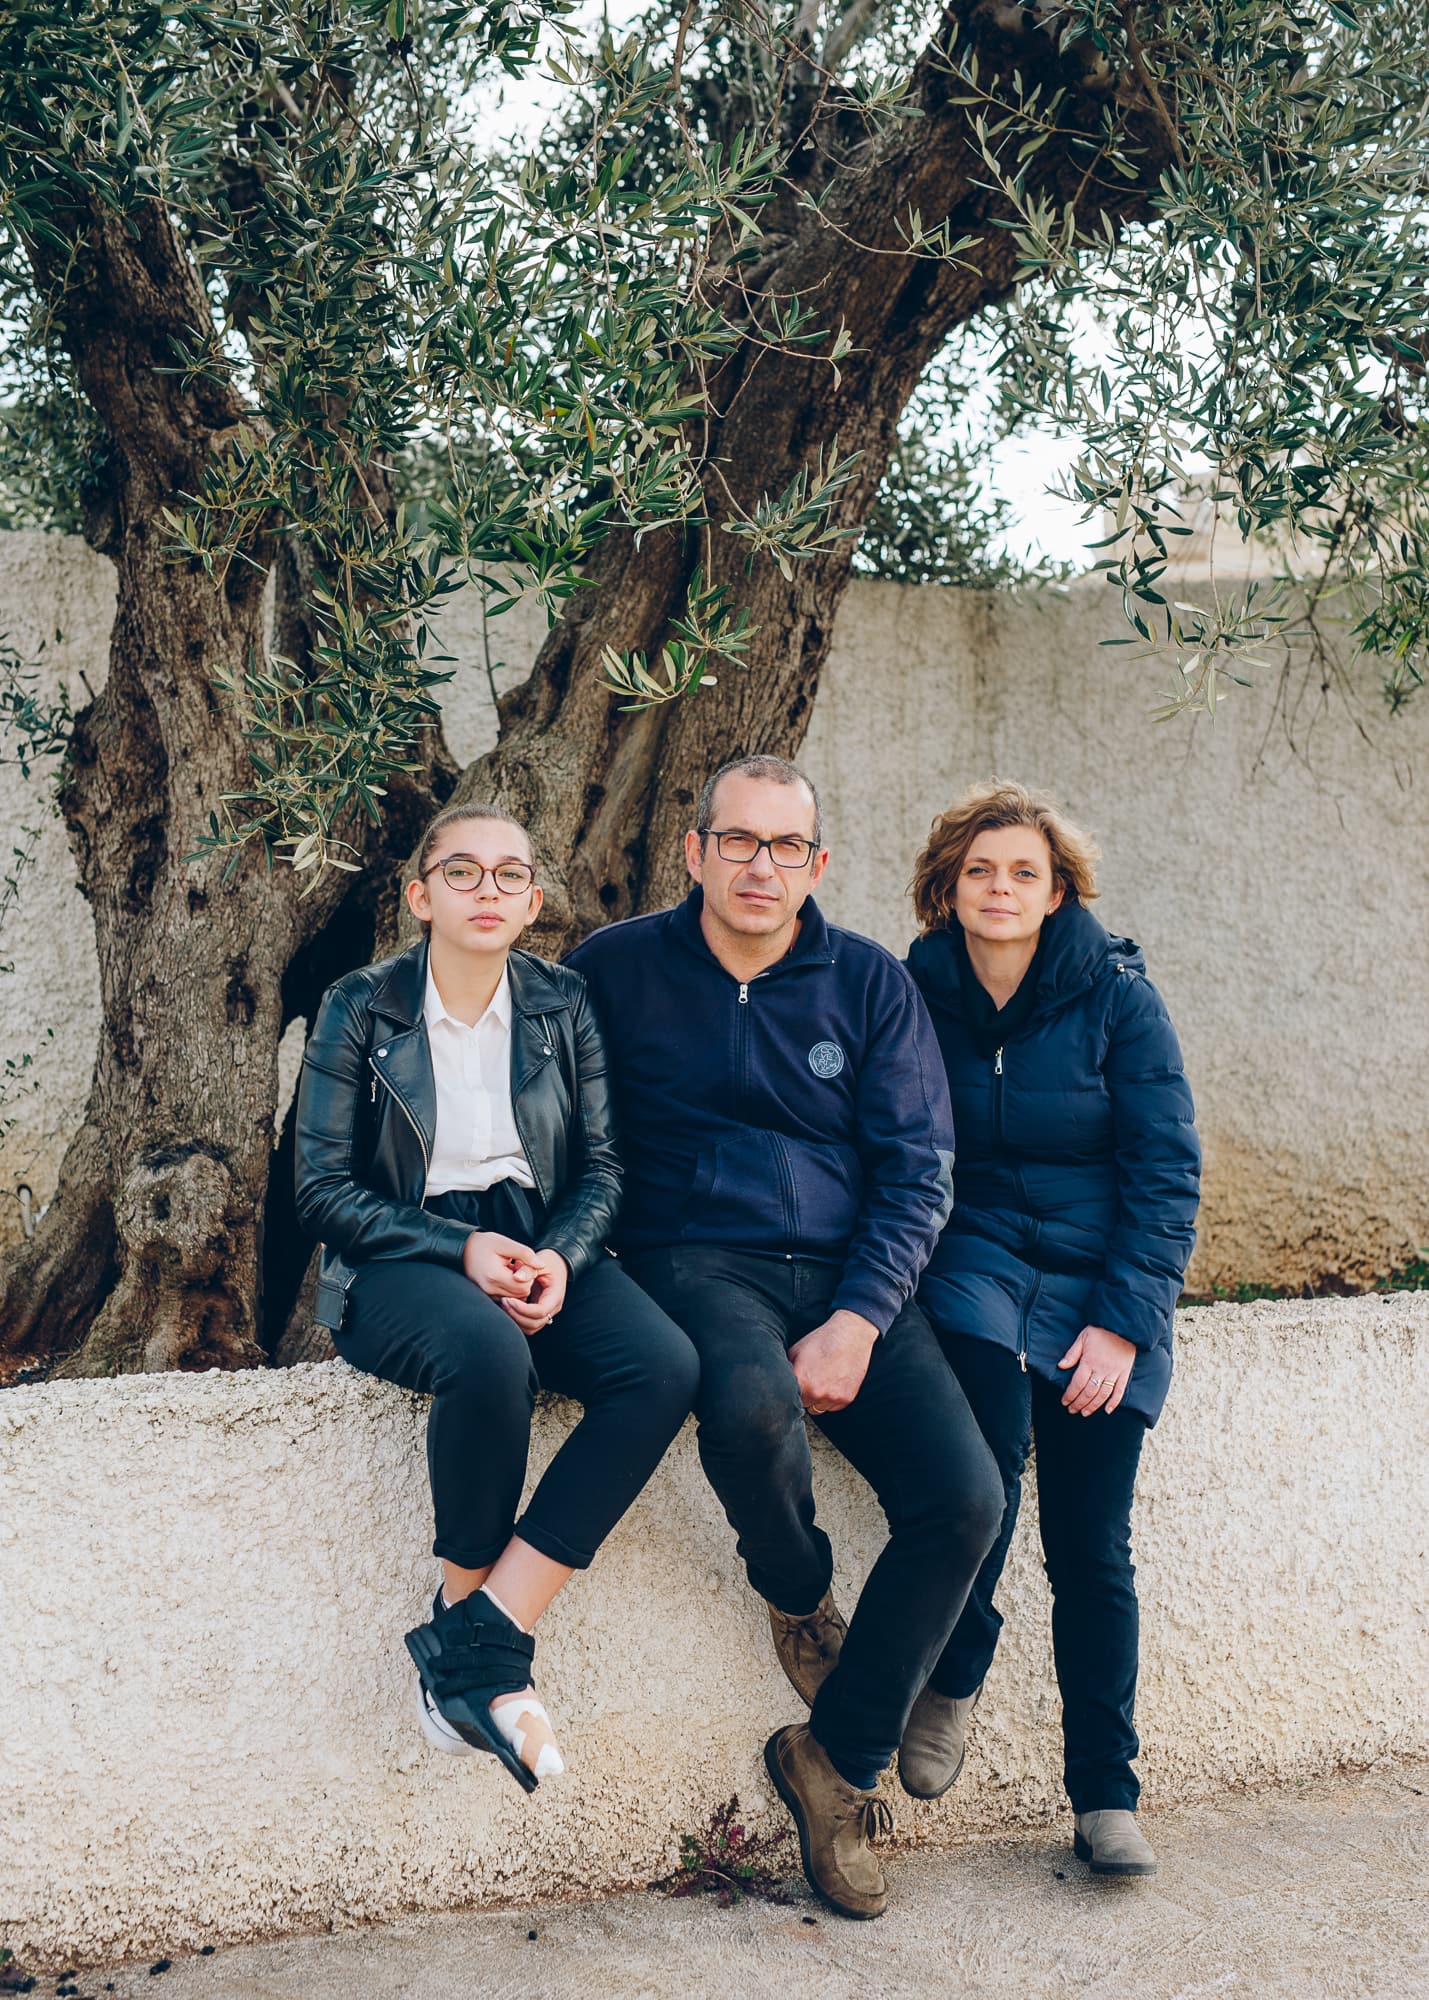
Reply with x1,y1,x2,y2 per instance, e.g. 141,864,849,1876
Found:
1,530,1426,1288
1,1293,1425,1968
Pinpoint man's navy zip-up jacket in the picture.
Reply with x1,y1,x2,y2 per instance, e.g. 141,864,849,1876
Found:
566,889,955,1335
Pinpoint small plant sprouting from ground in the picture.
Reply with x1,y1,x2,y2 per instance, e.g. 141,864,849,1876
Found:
0,1945,36,1994
651,1795,797,1907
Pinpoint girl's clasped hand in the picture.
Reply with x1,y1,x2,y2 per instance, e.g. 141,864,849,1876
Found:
459,1229,569,1332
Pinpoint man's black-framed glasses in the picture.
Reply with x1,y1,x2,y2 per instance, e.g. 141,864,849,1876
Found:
421,857,536,894
699,828,819,869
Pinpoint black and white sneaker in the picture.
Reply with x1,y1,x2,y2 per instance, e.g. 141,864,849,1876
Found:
413,1590,475,1755
416,1678,478,1755
405,1585,553,1791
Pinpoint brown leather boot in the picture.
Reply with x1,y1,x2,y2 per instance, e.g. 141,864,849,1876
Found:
766,1589,848,1706
764,1724,891,1919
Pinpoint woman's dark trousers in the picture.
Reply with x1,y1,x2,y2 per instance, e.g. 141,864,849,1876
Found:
623,1245,1004,1787
334,1186,699,1570
927,1328,1148,1813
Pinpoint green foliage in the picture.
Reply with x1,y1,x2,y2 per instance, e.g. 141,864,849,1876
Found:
599,565,753,709
1180,1252,1429,1305
0,1,845,869
854,427,1044,589
1382,1254,1429,1293
946,0,1429,713
0,636,72,777
854,346,1072,589
2,0,1427,882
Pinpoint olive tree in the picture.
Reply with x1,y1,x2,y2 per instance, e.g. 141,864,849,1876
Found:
0,0,1424,1379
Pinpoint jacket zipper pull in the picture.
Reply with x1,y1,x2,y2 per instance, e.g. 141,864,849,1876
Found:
738,982,749,1005
370,1075,378,1103
1019,1349,1027,1373
994,1046,1003,1075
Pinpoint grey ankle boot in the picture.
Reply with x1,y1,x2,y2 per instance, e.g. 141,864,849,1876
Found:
1073,1809,1158,1876
897,1684,981,1799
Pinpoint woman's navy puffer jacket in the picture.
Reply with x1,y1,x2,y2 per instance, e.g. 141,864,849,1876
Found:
906,903,1200,1424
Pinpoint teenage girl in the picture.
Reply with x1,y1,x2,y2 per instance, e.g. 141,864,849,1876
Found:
295,804,699,1790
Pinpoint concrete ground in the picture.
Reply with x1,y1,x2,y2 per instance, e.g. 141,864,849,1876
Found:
45,1763,1429,2000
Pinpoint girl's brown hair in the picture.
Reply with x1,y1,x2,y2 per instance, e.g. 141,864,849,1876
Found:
911,780,1100,932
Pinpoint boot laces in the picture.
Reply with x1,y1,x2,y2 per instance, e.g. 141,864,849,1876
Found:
831,1793,893,1843
784,1608,836,1655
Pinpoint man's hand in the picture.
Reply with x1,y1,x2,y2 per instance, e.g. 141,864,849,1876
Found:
789,1309,880,1415
463,1230,539,1300
1058,1323,1137,1414
501,1248,570,1336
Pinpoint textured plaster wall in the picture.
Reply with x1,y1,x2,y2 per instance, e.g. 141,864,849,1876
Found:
0,533,112,1249
1,1293,1425,1966
1,528,1426,1286
800,580,1429,1291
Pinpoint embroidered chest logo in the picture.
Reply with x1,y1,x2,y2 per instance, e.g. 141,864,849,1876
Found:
808,1040,846,1079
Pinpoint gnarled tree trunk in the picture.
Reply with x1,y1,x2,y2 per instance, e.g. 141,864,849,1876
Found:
0,202,448,1381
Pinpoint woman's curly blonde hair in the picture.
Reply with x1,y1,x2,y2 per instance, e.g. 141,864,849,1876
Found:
911,780,1101,932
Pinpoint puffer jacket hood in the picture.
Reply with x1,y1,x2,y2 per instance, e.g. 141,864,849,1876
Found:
908,904,1198,1425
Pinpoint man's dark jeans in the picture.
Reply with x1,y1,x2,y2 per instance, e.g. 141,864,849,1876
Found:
927,1327,1148,1812
623,1245,1002,1785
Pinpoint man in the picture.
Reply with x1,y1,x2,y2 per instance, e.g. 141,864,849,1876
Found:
568,755,1001,1918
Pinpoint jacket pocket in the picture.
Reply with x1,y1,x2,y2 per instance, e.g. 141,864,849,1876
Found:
785,1139,860,1250
313,1260,357,1332
688,1131,788,1238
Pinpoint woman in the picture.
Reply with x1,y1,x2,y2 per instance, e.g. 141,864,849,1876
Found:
295,804,699,1793
901,780,1199,1876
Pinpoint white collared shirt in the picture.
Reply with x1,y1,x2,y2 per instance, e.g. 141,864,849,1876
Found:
422,966,536,1197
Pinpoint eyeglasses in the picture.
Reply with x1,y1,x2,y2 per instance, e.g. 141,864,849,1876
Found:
699,829,819,869
421,858,536,894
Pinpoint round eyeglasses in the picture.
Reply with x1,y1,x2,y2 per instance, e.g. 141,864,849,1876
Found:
421,858,536,894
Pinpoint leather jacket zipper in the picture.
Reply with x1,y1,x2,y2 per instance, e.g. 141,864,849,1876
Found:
369,1056,430,1179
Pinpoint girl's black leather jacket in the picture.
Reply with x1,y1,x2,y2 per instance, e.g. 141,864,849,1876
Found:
294,939,620,1331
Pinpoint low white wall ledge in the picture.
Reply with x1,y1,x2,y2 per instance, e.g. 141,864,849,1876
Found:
2,1292,1426,1967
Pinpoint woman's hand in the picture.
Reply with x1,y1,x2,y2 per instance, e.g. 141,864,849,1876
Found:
463,1230,539,1300
1058,1324,1137,1415
501,1248,570,1336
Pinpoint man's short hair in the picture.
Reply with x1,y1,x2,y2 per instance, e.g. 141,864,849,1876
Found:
696,755,824,847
